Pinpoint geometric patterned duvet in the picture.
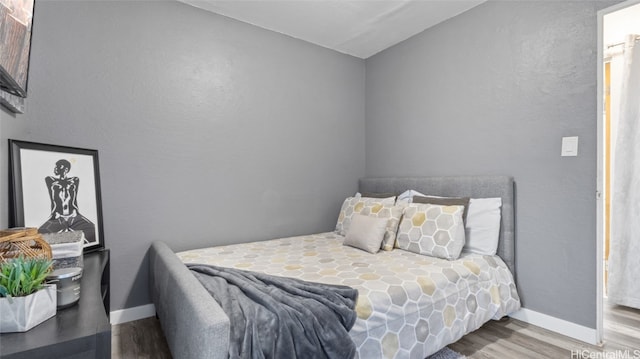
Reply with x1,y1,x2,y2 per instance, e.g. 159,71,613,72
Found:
177,232,521,359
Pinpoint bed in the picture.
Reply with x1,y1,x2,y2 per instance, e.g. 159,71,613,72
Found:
149,176,520,359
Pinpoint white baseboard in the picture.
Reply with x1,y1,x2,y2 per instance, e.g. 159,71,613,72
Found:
110,303,156,325
510,308,599,345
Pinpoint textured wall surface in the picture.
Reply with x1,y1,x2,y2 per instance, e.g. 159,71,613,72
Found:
365,1,616,328
0,1,365,310
0,0,621,329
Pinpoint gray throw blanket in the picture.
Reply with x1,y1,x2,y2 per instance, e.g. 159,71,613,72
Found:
187,264,358,359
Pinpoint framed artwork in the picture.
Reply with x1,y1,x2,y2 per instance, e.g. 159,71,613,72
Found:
0,0,35,113
9,140,105,253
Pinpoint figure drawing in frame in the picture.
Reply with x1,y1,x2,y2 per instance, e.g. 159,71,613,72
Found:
39,158,96,245
9,140,105,252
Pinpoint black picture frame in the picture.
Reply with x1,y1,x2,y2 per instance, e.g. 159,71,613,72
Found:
9,140,105,253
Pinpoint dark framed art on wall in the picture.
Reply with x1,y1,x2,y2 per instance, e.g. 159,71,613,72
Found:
9,140,105,253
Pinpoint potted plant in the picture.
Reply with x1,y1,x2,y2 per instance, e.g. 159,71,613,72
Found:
0,256,56,332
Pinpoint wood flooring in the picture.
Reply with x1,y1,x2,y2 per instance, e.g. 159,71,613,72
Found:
112,316,172,359
112,301,640,358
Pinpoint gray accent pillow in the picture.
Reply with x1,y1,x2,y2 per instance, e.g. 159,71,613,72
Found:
343,214,389,254
360,192,397,199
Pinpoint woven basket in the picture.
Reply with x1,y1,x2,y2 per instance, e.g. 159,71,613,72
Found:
0,228,52,263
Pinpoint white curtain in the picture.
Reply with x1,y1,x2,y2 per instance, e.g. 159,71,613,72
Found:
608,34,640,309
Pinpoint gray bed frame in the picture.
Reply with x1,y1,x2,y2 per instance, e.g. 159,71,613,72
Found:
149,175,515,359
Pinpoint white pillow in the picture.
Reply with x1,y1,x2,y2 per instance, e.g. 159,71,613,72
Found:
463,198,502,255
396,189,427,204
343,214,389,253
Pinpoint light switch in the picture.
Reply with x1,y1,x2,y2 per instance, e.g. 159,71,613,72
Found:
561,136,579,157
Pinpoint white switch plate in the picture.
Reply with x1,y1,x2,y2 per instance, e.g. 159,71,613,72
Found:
561,136,579,156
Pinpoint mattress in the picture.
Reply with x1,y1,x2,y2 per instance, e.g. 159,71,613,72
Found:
178,232,521,358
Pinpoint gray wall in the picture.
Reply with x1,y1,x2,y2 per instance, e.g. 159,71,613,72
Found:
0,1,365,311
365,1,616,328
0,0,618,329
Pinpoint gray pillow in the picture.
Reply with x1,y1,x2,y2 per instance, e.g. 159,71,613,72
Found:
360,192,397,199
343,214,389,253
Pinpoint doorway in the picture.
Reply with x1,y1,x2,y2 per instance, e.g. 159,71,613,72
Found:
597,0,640,345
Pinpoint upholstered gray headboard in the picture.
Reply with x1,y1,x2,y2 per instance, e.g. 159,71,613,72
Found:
359,176,515,276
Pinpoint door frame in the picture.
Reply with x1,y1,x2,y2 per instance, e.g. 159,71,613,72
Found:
596,0,640,345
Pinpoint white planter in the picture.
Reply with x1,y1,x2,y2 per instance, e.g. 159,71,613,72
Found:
0,284,57,333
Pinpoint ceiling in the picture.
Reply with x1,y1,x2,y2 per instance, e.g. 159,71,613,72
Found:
177,0,486,59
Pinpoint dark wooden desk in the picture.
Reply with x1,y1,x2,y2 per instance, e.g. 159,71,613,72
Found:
0,250,111,359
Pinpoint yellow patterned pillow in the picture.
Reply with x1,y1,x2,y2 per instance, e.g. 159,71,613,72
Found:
396,203,466,260
335,196,395,236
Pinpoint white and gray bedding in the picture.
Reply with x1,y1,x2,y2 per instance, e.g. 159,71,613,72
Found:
178,232,520,358
149,175,520,359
